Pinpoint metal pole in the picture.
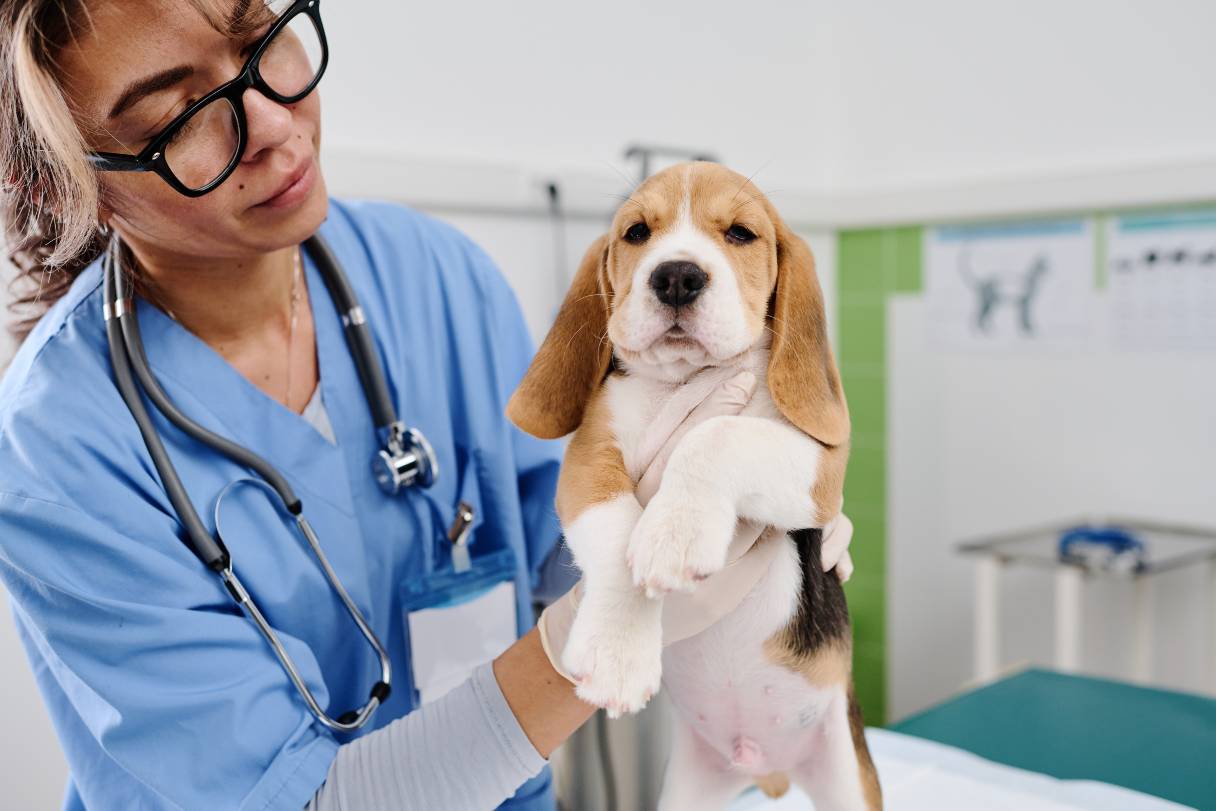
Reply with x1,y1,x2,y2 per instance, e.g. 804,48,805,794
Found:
1209,559,1216,694
1132,574,1154,683
974,557,1002,682
1054,566,1084,672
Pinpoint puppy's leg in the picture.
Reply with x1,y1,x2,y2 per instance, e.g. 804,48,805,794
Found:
629,415,828,595
657,715,751,811
560,498,664,716
788,685,882,811
557,392,663,716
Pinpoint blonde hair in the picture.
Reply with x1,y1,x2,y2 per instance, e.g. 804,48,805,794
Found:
1,0,265,343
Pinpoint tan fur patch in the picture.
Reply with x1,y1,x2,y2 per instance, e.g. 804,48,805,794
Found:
507,236,612,439
813,440,850,526
553,383,634,525
754,772,791,799
848,683,884,810
762,634,853,690
763,214,850,449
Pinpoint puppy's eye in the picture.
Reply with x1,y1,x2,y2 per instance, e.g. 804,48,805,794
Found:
624,222,651,244
725,224,757,245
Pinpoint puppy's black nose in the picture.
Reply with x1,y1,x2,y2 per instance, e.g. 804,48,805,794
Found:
649,261,708,308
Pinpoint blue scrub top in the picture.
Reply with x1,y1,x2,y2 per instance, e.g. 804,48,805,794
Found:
0,199,565,810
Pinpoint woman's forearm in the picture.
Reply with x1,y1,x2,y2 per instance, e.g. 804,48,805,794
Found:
306,629,593,810
307,651,556,811
493,626,596,758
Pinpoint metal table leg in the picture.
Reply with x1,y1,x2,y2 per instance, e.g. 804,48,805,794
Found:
1209,559,1216,693
1054,566,1083,673
974,557,1002,682
1132,574,1154,683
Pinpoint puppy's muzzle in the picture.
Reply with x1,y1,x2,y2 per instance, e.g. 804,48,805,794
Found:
649,261,708,309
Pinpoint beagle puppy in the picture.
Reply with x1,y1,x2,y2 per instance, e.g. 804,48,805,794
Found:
508,162,881,810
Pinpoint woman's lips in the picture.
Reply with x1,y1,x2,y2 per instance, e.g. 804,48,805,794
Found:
254,159,316,210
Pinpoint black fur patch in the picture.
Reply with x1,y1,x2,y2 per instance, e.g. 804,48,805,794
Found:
784,527,851,659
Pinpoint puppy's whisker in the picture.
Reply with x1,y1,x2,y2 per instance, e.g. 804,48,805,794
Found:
604,192,644,208
730,196,758,216
602,161,641,194
765,315,815,369
731,161,771,204
571,292,616,308
561,321,591,352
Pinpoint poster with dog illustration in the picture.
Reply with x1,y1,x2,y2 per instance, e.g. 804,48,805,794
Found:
925,218,1096,350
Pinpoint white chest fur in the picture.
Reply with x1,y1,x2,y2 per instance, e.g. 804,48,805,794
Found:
606,347,782,479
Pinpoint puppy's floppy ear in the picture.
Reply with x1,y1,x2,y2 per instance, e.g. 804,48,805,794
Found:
767,220,850,447
507,235,613,439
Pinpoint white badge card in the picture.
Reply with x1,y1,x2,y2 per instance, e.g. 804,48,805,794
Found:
407,580,518,705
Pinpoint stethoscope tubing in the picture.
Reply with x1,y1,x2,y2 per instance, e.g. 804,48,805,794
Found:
102,232,397,731
104,247,232,570
306,234,398,433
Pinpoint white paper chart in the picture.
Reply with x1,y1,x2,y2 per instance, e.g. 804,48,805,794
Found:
924,219,1096,350
1105,210,1216,351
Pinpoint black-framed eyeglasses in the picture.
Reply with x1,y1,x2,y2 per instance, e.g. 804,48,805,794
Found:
88,0,328,197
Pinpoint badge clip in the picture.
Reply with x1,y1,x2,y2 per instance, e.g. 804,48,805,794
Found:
447,501,475,573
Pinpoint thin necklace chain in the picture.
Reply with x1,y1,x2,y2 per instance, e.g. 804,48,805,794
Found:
122,242,304,409
285,246,302,408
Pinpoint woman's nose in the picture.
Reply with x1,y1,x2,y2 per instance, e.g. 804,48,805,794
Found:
240,87,294,163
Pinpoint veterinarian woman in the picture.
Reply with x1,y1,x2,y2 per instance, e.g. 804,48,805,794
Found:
0,2,854,809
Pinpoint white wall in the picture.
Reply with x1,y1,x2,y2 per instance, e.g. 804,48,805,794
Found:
823,0,1216,193
889,294,1216,720
320,0,838,196
320,0,1216,206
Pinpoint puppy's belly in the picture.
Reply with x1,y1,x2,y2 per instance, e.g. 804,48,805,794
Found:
661,536,839,776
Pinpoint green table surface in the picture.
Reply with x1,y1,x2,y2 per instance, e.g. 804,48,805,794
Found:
889,668,1216,809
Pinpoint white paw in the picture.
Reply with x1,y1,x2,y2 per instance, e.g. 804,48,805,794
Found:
628,491,736,598
561,603,663,718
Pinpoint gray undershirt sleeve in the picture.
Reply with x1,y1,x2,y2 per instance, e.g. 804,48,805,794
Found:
305,661,546,811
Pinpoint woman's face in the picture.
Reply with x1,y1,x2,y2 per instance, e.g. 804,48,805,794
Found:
58,0,328,264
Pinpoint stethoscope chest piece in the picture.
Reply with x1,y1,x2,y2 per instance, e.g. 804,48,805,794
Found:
374,424,439,494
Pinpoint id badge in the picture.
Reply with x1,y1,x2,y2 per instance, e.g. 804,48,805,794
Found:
402,503,519,706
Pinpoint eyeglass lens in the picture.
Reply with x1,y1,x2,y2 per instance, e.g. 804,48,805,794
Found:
162,10,323,191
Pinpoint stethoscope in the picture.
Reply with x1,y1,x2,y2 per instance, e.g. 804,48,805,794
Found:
102,231,439,732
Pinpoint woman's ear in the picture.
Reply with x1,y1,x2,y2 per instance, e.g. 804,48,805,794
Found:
767,221,850,447
507,234,613,439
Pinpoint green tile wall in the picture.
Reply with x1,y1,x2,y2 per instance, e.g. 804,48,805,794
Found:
837,225,922,726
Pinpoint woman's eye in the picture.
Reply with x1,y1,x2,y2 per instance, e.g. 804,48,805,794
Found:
144,99,199,144
725,224,757,245
624,222,651,244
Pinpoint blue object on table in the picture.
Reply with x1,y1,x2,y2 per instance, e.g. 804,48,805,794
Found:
1058,525,1146,571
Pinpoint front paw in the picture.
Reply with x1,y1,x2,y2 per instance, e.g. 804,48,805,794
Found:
561,603,662,718
628,492,736,598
